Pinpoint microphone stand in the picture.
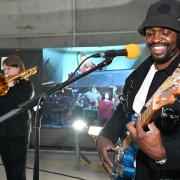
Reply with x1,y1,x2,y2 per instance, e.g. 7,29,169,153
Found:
33,56,114,180
0,94,42,124
33,105,43,180
0,57,114,180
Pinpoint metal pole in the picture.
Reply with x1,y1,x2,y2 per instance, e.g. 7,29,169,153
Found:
74,130,81,170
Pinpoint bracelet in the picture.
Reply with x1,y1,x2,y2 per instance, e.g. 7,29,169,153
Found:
155,158,167,165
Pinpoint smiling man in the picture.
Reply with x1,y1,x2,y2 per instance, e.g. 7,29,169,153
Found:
96,0,180,179
146,28,178,65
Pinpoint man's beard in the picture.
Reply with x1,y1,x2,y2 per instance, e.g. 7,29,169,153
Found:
152,48,177,64
148,43,177,65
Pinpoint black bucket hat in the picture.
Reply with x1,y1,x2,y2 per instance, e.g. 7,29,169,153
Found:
138,0,180,35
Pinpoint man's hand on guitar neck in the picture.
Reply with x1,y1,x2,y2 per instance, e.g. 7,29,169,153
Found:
96,135,116,175
126,118,166,161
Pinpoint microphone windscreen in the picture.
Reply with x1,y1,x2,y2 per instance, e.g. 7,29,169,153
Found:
125,44,141,59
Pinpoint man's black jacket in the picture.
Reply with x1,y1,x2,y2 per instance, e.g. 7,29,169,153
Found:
100,55,180,179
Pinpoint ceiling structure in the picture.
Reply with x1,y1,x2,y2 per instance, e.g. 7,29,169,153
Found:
0,0,166,48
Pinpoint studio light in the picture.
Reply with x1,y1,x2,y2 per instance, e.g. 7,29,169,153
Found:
72,119,87,131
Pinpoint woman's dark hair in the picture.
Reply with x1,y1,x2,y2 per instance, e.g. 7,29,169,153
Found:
103,91,111,100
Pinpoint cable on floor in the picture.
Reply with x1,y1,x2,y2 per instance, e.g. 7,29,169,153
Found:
0,164,86,180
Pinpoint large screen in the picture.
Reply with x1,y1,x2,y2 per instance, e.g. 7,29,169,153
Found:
41,44,149,128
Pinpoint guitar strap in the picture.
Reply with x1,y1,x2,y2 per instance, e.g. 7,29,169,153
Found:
147,63,180,102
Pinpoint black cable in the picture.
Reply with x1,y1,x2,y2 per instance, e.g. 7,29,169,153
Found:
27,167,86,180
0,164,86,180
68,54,95,80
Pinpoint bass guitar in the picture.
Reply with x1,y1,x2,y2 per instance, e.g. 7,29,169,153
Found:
111,65,180,180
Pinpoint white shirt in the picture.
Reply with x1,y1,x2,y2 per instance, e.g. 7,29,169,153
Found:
133,64,158,114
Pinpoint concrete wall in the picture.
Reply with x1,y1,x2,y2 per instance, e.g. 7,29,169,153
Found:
0,0,161,48
30,128,97,149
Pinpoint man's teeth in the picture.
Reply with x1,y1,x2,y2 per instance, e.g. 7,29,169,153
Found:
154,46,163,49
152,45,166,49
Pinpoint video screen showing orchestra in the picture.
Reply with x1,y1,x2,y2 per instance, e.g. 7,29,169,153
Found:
41,44,148,128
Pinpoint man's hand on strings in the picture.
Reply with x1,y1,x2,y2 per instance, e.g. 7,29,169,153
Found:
126,116,166,161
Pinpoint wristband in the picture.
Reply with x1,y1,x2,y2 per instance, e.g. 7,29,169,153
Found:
155,158,167,165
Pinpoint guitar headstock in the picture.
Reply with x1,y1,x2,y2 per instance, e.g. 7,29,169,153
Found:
152,79,180,110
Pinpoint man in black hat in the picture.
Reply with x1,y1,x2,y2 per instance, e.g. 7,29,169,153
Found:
96,0,180,179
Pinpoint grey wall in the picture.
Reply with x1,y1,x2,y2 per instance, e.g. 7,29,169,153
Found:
0,0,163,48
30,128,97,149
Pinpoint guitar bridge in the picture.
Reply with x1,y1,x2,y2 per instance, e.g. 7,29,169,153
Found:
111,144,137,179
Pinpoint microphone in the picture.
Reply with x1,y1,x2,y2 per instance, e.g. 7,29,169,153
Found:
92,44,141,59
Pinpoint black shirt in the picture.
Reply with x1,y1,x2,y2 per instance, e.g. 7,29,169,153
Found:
0,80,34,138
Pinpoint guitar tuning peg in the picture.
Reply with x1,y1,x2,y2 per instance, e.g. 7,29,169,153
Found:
116,137,122,147
115,138,123,152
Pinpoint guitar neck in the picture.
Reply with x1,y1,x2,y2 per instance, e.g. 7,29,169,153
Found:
141,74,179,127
140,101,157,127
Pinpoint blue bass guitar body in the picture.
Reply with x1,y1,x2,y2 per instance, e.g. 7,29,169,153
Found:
111,115,138,180
111,143,137,180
